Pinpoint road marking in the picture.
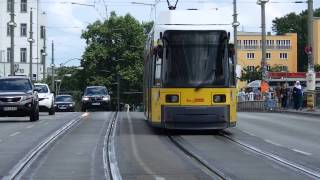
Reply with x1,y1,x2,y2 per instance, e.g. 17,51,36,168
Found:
10,132,21,137
264,139,282,147
81,112,89,117
26,125,34,129
127,112,165,180
292,149,312,156
246,131,256,137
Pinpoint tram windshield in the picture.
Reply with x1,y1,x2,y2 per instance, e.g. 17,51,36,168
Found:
162,30,229,87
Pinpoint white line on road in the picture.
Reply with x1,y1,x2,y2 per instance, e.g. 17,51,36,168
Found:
264,139,282,147
245,131,256,137
81,112,89,118
10,132,21,137
127,112,165,180
292,149,312,156
26,125,34,129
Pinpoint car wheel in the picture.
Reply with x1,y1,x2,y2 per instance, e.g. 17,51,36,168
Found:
30,106,39,122
49,106,55,115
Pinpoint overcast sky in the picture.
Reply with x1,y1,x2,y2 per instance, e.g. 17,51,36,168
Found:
41,0,320,67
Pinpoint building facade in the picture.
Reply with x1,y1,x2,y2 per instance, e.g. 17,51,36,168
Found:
237,32,298,73
314,18,320,66
0,0,47,80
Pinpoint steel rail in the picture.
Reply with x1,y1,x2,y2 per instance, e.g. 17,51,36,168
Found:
3,113,88,180
220,132,320,179
168,135,228,180
103,112,122,180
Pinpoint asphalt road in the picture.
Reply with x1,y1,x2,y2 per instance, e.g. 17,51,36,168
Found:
0,112,83,179
20,112,113,180
116,112,213,180
0,111,319,180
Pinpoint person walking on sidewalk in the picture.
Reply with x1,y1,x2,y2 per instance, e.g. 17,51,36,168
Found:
280,83,289,109
292,81,303,110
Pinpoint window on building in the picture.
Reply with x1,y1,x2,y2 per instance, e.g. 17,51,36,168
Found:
21,0,27,13
7,0,13,12
247,53,255,59
7,24,11,36
40,26,46,39
20,48,27,63
280,53,288,59
266,53,271,59
20,23,27,37
7,48,11,63
247,66,255,72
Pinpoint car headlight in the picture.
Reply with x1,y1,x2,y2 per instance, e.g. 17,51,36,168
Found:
82,97,89,101
103,95,110,101
69,104,74,107
21,95,33,101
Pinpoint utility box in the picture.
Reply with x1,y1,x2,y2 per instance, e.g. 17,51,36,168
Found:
306,71,316,91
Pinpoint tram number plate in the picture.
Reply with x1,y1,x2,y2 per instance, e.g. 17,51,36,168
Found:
92,103,100,106
3,107,17,111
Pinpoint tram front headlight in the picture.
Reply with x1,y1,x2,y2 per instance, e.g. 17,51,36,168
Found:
166,94,179,103
213,95,226,103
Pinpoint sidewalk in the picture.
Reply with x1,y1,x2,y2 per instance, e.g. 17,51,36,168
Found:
279,108,320,117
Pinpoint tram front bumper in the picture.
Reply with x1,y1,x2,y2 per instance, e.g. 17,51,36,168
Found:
161,106,230,130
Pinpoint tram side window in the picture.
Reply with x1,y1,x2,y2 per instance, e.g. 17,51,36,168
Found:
154,57,162,86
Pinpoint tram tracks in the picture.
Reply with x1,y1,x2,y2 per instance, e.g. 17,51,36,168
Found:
169,131,320,180
103,112,122,180
168,135,228,180
2,113,89,180
219,131,320,179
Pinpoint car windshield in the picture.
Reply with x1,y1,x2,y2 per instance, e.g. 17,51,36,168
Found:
0,79,32,92
162,31,229,88
85,87,108,96
55,96,73,102
34,85,49,93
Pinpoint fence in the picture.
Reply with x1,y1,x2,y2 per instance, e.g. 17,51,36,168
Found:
238,91,320,112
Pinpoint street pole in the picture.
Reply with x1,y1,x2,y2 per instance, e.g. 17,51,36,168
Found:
306,0,316,110
233,0,240,84
258,0,268,82
9,0,15,75
28,8,33,80
51,41,55,93
42,27,46,80
117,74,120,111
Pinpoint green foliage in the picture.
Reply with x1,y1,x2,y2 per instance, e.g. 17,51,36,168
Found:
272,8,320,72
240,66,262,82
80,12,149,106
315,64,320,72
269,65,288,72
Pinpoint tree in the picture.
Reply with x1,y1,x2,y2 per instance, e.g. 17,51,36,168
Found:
269,65,288,72
315,64,320,72
240,66,262,82
80,12,150,107
272,8,320,72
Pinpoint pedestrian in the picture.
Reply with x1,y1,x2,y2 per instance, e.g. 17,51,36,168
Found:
292,81,303,110
280,83,289,109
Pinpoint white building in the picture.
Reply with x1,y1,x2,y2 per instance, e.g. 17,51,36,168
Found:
0,0,47,80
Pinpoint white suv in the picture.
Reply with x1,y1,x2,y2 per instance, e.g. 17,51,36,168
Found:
34,83,55,115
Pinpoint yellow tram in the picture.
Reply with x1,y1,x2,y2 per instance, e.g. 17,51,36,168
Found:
143,10,237,129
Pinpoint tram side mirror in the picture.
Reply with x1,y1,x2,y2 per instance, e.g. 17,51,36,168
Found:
157,45,164,59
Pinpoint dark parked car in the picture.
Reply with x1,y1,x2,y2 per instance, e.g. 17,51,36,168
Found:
81,86,111,111
55,95,76,112
0,77,39,121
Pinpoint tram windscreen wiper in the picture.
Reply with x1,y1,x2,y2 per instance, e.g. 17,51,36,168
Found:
195,69,216,91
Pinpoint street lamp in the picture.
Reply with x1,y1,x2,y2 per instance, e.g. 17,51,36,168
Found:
257,0,269,82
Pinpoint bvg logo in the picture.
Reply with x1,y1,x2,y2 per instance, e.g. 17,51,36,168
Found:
186,98,204,103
